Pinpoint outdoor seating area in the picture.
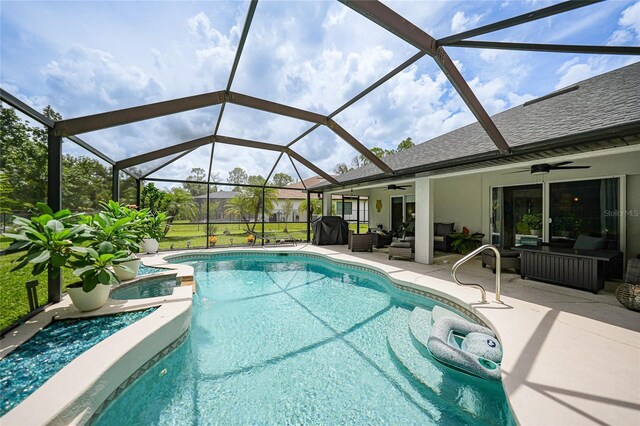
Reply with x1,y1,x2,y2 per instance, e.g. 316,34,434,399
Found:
434,223,456,253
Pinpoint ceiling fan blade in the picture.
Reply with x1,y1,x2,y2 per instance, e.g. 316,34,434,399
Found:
555,166,591,170
551,161,573,167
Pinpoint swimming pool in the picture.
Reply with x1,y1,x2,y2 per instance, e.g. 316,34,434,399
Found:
95,253,514,425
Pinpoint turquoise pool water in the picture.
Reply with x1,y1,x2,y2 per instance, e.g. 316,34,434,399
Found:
95,254,514,425
110,276,178,300
138,264,169,276
0,309,155,416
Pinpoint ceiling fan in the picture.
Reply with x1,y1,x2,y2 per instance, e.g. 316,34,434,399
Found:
387,184,411,190
506,161,591,175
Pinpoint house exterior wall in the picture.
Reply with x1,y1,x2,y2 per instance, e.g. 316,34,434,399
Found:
368,188,392,229
426,148,640,259
432,175,483,235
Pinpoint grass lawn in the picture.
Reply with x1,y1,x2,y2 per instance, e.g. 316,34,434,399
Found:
0,251,77,331
159,221,368,249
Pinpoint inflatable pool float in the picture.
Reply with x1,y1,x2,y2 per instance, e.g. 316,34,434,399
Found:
427,307,503,381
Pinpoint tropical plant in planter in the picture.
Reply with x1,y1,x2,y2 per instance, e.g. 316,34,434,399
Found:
83,201,143,281
3,203,131,311
522,213,543,236
140,211,169,254
450,227,485,254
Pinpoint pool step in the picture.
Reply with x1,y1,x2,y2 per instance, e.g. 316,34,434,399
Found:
387,308,445,395
388,307,511,425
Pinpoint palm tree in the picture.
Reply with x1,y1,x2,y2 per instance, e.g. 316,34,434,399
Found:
298,198,322,219
224,195,252,230
281,199,294,232
164,188,198,223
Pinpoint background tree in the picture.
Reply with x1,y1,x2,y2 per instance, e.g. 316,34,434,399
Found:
182,167,207,197
61,155,111,211
0,106,48,208
397,137,415,151
333,163,351,175
338,137,415,173
227,167,248,190
140,183,168,213
272,172,294,187
208,171,221,192
119,170,138,206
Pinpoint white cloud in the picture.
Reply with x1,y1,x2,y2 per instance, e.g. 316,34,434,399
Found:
618,1,640,41
323,3,348,28
42,46,165,112
450,11,482,33
554,56,637,90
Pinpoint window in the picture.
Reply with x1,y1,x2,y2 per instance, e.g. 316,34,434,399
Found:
336,201,352,215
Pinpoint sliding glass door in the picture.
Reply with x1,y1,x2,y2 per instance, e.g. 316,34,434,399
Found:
491,184,543,248
549,178,620,249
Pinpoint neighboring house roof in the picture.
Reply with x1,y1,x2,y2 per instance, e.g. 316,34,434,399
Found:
193,191,238,200
329,62,640,186
276,176,334,199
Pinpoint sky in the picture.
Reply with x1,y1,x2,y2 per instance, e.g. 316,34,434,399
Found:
1,0,639,184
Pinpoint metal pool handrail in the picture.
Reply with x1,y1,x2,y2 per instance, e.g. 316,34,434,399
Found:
451,244,502,303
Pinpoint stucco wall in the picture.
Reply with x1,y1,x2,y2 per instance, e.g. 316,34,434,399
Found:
367,187,391,229
432,174,484,236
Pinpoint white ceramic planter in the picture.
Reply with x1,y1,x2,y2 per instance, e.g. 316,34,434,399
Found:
530,229,542,236
113,258,141,281
141,238,159,254
67,283,112,312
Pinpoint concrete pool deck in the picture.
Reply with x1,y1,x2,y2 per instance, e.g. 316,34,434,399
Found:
146,244,639,426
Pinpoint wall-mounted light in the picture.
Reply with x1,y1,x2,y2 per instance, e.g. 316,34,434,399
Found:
375,199,382,212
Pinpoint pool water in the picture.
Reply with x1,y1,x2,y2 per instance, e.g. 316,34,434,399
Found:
0,309,155,416
95,254,514,425
110,276,178,300
138,264,170,276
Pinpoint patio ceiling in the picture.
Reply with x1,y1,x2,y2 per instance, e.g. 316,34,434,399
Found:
2,0,639,188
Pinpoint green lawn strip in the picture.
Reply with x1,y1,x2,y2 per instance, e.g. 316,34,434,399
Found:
0,252,77,331
158,221,368,250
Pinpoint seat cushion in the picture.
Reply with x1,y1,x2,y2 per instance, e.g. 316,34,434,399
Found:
573,235,606,250
435,223,455,236
390,242,411,248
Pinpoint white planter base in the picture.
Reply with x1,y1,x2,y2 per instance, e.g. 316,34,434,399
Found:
67,284,112,312
113,258,141,281
141,238,159,254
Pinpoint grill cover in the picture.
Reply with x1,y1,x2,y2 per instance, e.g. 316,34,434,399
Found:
311,216,349,245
